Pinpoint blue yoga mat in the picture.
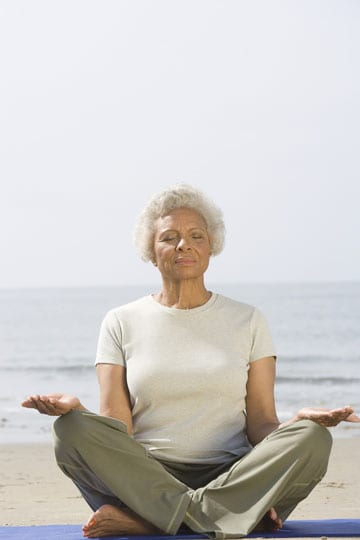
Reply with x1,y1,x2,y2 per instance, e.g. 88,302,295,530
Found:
1,520,360,539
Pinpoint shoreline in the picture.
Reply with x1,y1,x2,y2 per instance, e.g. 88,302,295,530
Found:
1,438,359,530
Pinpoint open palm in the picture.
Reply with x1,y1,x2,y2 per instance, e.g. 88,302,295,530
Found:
297,406,360,427
22,393,82,416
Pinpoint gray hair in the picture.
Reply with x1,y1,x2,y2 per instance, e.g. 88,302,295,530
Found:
133,184,226,262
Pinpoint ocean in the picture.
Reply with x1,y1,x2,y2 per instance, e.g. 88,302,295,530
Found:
0,282,359,443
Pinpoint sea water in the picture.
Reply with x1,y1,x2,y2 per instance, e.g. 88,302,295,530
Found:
0,282,359,442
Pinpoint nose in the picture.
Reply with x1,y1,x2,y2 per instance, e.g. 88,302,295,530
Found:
176,237,191,251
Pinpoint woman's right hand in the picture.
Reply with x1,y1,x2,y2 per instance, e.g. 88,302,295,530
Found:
21,393,84,416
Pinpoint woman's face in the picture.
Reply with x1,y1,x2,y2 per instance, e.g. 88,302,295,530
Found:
153,207,212,281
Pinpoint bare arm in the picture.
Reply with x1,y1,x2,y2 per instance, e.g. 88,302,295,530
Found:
21,364,133,430
96,363,133,434
245,356,360,446
245,356,280,446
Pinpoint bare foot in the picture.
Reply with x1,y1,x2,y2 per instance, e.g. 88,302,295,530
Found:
253,507,282,532
82,504,162,538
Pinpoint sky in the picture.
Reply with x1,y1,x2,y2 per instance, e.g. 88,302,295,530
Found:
1,0,359,288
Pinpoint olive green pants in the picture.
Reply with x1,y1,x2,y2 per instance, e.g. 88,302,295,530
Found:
53,411,332,538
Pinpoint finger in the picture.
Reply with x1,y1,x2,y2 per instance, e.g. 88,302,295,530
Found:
331,406,353,414
39,399,56,412
317,411,354,427
29,396,43,411
344,413,360,423
22,397,37,408
326,413,348,425
40,399,60,415
332,410,355,422
35,401,52,414
39,396,54,407
33,397,57,415
329,413,348,423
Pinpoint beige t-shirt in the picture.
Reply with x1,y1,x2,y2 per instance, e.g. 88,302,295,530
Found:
95,293,276,464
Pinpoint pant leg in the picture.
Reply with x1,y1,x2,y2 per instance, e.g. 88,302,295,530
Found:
53,411,332,539
71,478,128,512
53,410,192,534
184,420,332,538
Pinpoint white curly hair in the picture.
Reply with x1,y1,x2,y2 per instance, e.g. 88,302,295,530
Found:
133,184,226,262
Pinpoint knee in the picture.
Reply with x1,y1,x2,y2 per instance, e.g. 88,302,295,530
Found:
53,409,88,449
291,419,333,463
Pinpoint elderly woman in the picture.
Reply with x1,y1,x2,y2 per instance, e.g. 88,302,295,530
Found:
23,185,359,539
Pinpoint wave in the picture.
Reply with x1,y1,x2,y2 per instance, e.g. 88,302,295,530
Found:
277,376,360,384
279,355,359,363
0,364,93,372
2,366,358,385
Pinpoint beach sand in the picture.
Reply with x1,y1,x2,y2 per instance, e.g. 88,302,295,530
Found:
1,437,359,537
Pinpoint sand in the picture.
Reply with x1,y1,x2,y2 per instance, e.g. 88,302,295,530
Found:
0,437,359,536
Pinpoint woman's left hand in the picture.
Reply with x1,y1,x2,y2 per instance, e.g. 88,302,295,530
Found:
295,406,360,427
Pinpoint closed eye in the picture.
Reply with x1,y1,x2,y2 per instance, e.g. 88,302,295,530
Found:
161,236,178,242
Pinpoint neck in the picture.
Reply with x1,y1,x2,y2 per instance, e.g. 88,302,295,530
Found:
154,278,211,309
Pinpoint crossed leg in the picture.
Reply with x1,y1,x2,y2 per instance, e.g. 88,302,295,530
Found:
53,411,332,538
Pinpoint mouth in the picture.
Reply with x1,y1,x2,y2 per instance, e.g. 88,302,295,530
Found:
175,257,196,265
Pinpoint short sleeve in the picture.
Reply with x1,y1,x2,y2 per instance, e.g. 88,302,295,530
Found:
249,308,277,362
95,310,125,366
